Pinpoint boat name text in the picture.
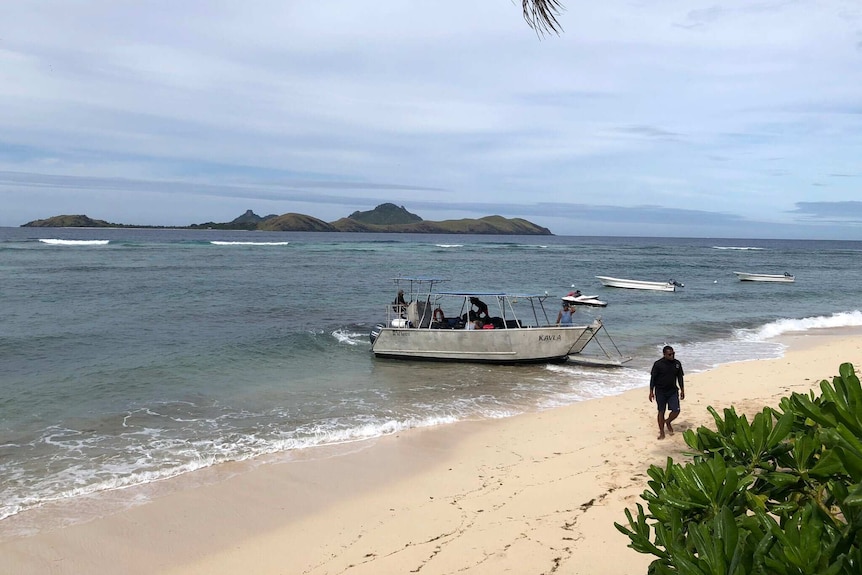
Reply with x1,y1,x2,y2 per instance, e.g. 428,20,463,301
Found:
538,335,562,342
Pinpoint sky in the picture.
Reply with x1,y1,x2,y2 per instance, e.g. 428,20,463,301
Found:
1,1,861,239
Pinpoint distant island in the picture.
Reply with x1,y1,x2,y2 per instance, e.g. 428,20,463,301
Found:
22,203,553,235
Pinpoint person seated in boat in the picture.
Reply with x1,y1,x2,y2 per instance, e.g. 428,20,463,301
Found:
392,289,407,316
469,297,489,319
465,319,481,330
431,307,447,328
556,302,575,326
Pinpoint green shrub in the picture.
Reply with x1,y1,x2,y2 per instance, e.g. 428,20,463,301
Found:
616,362,862,574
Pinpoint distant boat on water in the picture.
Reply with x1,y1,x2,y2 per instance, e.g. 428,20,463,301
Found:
595,276,684,292
733,271,795,283
562,291,608,307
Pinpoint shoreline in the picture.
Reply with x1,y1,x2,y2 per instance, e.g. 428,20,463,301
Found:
4,330,862,574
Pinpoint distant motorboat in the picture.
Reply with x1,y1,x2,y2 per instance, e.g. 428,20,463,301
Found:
595,276,683,292
562,291,608,307
733,271,795,283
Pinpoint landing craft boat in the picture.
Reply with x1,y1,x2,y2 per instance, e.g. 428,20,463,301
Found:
595,276,684,292
369,278,605,364
733,271,795,283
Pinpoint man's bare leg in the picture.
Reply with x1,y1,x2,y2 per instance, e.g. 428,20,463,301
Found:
665,410,679,435
657,412,666,440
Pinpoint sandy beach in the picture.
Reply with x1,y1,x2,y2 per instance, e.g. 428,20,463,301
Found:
4,330,862,575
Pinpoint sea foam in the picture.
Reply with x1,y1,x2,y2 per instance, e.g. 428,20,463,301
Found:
38,239,109,246
210,241,289,246
740,311,862,341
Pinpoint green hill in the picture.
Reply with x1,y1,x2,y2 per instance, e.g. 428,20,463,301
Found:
347,203,422,225
22,204,553,235
258,213,336,232
23,214,119,228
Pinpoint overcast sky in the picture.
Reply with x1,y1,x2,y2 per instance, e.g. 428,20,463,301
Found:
2,1,861,238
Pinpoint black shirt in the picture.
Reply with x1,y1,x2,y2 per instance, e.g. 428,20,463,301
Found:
650,357,684,393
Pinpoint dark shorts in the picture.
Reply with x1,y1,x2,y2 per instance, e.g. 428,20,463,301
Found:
655,389,680,413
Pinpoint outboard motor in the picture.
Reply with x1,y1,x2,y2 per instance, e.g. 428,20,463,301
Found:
369,323,385,344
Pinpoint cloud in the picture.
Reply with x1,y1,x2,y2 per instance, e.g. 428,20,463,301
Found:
790,201,862,223
0,169,767,232
613,125,683,141
1,1,862,239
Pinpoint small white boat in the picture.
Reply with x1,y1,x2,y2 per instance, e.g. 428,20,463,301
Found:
595,276,683,292
562,291,607,307
733,271,795,283
369,277,610,364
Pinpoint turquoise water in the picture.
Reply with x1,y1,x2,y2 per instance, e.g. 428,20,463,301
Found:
3,227,862,526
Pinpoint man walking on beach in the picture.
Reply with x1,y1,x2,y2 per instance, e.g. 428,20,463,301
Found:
649,346,684,440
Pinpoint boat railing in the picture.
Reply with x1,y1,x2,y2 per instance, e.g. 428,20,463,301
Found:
383,292,568,330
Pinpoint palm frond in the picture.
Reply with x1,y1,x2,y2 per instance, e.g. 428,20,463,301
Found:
522,0,565,36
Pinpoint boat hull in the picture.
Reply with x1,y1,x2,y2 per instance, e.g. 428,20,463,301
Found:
563,294,608,307
733,272,795,283
595,276,678,292
371,321,602,363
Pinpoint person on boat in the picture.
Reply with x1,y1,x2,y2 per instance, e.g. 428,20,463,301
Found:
465,319,480,330
432,307,446,325
469,297,489,319
392,289,407,315
556,302,575,326
649,346,685,440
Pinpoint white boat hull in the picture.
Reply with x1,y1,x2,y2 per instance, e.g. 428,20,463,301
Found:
371,320,602,363
734,272,795,283
595,276,680,292
563,294,608,307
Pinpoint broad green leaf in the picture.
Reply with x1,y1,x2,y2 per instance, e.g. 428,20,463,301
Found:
761,471,801,489
843,483,862,507
767,409,795,450
809,448,849,478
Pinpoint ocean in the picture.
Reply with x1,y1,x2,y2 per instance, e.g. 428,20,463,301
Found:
3,227,862,534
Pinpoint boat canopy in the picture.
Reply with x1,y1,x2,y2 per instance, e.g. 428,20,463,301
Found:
393,279,547,299
392,277,447,282
437,291,548,299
